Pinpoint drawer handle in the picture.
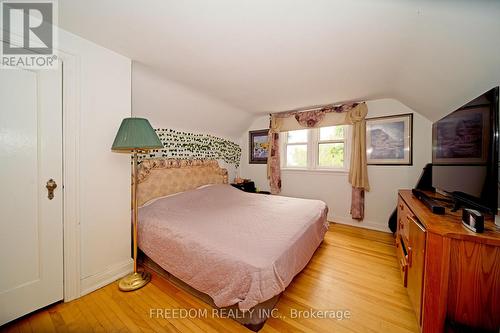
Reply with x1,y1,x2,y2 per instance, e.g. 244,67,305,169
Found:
407,246,412,267
400,259,406,272
408,215,426,233
399,204,404,210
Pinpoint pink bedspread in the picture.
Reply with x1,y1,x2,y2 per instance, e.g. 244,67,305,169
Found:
138,184,328,311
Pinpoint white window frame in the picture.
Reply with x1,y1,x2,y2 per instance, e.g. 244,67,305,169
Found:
281,126,351,173
281,129,309,169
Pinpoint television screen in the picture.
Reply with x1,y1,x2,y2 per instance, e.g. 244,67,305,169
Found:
432,87,499,213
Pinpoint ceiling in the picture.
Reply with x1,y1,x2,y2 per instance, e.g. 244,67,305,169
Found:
59,0,500,120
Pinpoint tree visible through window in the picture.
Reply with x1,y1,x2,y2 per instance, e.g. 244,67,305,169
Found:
318,126,345,168
285,129,308,167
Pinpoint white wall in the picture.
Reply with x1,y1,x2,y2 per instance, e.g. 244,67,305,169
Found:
239,99,432,232
58,29,132,294
132,61,252,179
132,62,252,139
60,1,500,123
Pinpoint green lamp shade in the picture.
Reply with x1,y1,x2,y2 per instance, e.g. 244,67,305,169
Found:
111,117,163,151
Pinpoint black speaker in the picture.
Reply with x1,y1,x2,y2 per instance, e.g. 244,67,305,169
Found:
388,164,434,233
416,163,433,191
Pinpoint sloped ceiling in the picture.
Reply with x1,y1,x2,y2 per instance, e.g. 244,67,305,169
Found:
59,0,500,121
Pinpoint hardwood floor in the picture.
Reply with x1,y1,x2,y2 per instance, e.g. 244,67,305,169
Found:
1,223,419,333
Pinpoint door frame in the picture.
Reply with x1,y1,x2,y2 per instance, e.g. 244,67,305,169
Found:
1,31,82,302
59,50,82,302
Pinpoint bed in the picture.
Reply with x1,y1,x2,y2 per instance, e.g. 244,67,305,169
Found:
136,159,328,330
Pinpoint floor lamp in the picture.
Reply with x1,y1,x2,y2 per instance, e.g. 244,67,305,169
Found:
111,117,163,291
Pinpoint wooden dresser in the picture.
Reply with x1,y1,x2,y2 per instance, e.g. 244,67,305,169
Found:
396,190,500,333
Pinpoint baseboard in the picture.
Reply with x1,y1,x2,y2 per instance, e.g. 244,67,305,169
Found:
330,216,391,233
80,258,133,297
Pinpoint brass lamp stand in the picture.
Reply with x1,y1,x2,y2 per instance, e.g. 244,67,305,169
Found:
111,117,163,292
118,150,151,291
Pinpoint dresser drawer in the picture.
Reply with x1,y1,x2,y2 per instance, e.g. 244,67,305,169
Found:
407,214,426,325
397,197,410,243
396,235,408,287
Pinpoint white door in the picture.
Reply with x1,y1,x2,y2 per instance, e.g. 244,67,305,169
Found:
0,66,63,325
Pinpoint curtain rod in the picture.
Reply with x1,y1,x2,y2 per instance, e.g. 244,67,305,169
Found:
270,100,364,115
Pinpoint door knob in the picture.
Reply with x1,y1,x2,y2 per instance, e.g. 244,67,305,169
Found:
46,179,57,200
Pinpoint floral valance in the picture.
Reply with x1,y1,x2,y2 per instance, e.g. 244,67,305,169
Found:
294,110,327,127
271,102,361,132
272,102,360,119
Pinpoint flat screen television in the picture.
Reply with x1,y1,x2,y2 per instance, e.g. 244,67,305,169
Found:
432,86,499,214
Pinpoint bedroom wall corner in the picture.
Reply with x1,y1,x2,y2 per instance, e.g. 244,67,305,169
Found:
239,116,271,192
239,99,432,232
131,61,253,180
58,28,133,297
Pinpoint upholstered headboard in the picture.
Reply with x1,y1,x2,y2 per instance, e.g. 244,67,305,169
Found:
136,158,228,207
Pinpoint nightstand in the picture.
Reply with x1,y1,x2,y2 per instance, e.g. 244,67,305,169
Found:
230,181,271,194
231,181,256,193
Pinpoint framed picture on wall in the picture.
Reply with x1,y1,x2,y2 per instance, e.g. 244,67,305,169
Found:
366,113,413,165
249,129,269,164
432,106,490,165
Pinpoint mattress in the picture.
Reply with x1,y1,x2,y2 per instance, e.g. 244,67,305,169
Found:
139,253,280,331
138,184,328,311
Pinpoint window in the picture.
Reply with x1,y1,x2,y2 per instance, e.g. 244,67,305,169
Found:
318,126,345,168
282,126,349,171
285,129,308,167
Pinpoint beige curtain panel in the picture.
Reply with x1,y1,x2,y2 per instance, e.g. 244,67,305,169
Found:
346,103,370,191
267,102,370,219
267,117,281,194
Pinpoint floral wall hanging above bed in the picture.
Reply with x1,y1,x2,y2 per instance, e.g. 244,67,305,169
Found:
137,128,242,167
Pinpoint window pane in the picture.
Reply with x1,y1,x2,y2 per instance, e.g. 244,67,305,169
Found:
319,126,344,141
287,129,308,143
286,144,307,167
318,143,344,167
